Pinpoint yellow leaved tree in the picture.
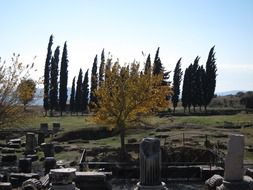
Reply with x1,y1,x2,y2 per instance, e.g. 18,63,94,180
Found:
0,54,36,127
17,79,36,110
95,61,172,156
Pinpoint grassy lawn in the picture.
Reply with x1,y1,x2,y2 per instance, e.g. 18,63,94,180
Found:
5,109,253,162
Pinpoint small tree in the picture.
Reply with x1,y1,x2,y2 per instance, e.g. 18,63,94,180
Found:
17,79,36,110
240,91,253,113
0,54,35,127
95,62,172,158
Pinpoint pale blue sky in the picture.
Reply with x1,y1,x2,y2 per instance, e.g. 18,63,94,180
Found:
1,0,253,92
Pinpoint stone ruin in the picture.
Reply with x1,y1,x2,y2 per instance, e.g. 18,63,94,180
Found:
3,131,253,190
206,134,253,190
136,137,167,190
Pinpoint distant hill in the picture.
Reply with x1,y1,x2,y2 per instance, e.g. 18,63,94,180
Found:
32,87,72,106
31,88,248,106
216,90,246,96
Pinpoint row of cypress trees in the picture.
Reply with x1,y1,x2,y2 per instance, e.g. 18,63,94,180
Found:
43,35,69,116
172,46,217,113
68,49,106,114
43,34,216,115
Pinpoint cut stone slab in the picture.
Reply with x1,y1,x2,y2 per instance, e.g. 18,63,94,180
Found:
1,147,15,154
75,172,112,190
9,138,21,144
49,168,76,185
0,182,12,190
44,157,56,174
224,134,244,181
1,154,17,163
9,173,39,188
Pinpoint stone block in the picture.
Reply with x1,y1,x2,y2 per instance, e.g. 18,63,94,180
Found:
49,168,76,185
18,158,32,173
224,134,244,181
246,168,253,178
0,182,12,190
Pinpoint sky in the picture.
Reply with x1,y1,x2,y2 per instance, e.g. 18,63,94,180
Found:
0,0,253,93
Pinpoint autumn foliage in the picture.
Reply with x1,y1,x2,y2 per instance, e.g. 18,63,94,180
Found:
95,61,172,155
17,79,36,110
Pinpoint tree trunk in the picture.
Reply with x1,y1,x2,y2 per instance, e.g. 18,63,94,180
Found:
173,107,175,113
118,121,126,160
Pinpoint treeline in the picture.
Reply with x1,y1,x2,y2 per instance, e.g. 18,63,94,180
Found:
43,35,217,116
180,47,217,113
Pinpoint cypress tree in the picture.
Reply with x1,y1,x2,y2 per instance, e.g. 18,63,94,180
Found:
153,47,162,75
75,69,83,114
82,69,89,113
144,54,151,75
182,65,192,113
203,46,217,111
152,47,170,86
43,35,53,116
49,46,60,115
98,49,105,87
196,65,205,110
70,77,76,115
190,56,200,112
59,42,68,116
90,55,98,109
172,58,183,112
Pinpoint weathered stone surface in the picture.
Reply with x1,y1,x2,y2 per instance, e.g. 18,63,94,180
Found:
1,147,15,154
140,138,161,186
201,166,224,180
41,143,55,157
25,133,37,154
224,134,244,181
22,178,42,190
49,168,76,185
217,176,253,190
9,173,39,188
1,154,17,163
217,134,253,190
137,138,167,190
245,168,253,178
7,142,20,149
44,157,56,174
0,182,12,190
75,172,111,190
9,138,21,144
53,123,61,134
18,158,32,173
38,132,45,145
26,154,38,162
40,123,49,134
205,174,223,189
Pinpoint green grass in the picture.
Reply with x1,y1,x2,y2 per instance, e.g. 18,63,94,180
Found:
22,114,97,131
